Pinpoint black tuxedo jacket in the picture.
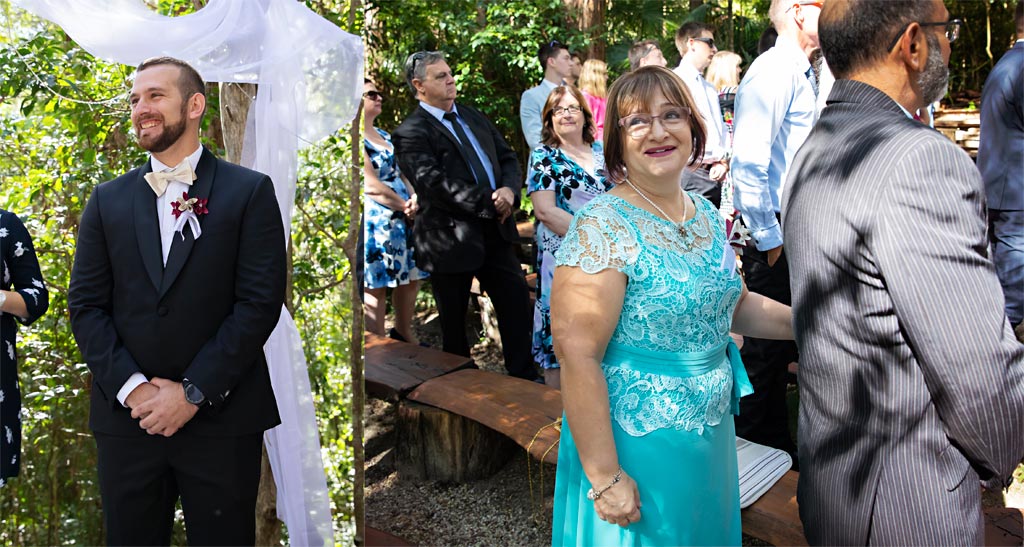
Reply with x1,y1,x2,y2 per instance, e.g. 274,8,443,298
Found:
392,103,522,274
69,148,285,437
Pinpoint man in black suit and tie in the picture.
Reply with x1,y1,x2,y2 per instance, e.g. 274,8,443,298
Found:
392,51,537,381
785,1,1024,544
68,57,286,545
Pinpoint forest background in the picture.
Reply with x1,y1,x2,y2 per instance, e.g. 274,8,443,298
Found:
0,0,1016,545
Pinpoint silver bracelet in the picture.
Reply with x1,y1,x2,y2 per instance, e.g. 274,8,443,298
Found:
586,467,623,501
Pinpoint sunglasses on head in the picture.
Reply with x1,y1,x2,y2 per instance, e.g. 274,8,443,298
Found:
363,91,382,100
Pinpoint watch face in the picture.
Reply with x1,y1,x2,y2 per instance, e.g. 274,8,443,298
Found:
185,383,204,404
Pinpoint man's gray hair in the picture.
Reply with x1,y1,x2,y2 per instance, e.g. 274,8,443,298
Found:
404,50,446,96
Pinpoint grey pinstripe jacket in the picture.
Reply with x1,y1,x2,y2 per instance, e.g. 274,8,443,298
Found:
783,79,1024,546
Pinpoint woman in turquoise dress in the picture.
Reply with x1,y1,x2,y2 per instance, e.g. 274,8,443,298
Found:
549,66,794,546
527,85,612,389
363,79,427,344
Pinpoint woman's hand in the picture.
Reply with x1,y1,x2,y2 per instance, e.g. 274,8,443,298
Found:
404,194,419,219
592,471,642,528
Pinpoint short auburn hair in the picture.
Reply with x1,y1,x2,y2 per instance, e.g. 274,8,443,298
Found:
540,85,596,147
603,66,706,184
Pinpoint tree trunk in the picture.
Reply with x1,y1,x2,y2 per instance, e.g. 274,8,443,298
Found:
219,80,282,546
347,1,366,545
563,0,606,61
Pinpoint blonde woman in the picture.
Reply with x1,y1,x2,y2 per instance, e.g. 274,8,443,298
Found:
578,59,608,141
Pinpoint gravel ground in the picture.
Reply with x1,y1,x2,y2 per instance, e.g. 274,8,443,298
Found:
365,308,557,546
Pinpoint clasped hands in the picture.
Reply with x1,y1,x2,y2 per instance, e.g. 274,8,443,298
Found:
593,471,642,528
709,160,729,182
403,194,419,220
127,378,199,437
492,187,515,223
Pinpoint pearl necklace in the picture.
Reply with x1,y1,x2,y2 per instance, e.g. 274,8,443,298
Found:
624,178,689,237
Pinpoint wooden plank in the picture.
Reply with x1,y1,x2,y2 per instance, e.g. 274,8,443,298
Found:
407,369,563,464
517,220,535,241
742,471,807,546
364,332,475,401
365,526,415,547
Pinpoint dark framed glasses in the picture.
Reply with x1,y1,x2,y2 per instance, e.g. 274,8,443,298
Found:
887,19,963,51
692,37,716,49
552,105,582,117
363,91,382,101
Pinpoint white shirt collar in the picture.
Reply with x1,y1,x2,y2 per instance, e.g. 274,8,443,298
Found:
419,100,458,123
151,145,203,173
675,60,702,82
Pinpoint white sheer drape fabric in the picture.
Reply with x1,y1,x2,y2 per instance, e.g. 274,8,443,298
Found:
13,0,363,544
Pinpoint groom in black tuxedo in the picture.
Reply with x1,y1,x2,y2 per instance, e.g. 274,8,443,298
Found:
392,51,537,381
68,57,285,545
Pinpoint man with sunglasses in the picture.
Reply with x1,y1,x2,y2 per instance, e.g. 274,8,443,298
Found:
393,51,539,382
521,40,573,151
729,0,823,467
673,21,729,208
785,1,1024,544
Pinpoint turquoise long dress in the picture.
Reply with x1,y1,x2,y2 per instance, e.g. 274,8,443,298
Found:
551,193,752,547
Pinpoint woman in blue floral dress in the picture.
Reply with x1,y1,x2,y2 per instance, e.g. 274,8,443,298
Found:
0,209,49,487
363,80,427,343
550,67,794,546
527,85,612,388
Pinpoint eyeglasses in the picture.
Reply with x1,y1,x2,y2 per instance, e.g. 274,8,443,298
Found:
552,105,582,117
886,19,963,51
786,1,823,12
363,91,382,101
692,37,716,49
641,46,660,60
618,107,691,139
408,50,442,78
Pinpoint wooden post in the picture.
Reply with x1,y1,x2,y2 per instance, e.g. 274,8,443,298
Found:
218,80,282,546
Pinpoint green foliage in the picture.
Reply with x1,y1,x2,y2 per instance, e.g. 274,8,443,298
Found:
0,2,355,544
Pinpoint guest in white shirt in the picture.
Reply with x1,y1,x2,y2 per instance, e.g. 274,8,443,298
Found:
673,22,730,208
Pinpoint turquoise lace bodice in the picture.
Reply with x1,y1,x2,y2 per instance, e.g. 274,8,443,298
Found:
556,192,745,436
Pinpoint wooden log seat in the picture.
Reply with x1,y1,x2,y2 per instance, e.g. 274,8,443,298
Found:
364,332,475,402
393,368,562,482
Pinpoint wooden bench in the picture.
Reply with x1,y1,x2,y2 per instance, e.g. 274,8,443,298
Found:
394,368,561,482
364,332,475,402
364,526,414,546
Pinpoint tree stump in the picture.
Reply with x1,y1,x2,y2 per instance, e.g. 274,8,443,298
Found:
394,400,516,482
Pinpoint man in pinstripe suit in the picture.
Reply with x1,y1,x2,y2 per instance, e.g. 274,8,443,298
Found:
784,1,1024,544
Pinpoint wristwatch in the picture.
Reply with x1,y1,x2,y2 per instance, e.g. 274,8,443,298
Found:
182,378,206,406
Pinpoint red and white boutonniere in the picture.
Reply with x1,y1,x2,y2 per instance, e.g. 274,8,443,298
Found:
725,216,751,254
170,192,209,241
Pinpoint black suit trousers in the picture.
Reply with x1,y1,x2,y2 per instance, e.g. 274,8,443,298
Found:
735,244,798,455
429,223,537,380
95,431,263,546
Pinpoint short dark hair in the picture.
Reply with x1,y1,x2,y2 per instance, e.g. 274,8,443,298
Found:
628,39,662,71
819,0,934,79
403,50,446,96
757,26,778,55
135,56,205,112
1016,0,1023,37
540,85,596,147
674,22,714,56
539,40,569,70
603,66,706,184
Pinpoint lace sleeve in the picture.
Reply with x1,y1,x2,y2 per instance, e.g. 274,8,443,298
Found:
555,199,639,274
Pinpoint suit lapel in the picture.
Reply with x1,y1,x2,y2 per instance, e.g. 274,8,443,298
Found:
159,147,216,298
420,106,491,179
133,160,163,292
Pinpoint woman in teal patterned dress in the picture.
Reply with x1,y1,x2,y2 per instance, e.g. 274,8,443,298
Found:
550,66,794,546
363,79,427,344
527,85,612,389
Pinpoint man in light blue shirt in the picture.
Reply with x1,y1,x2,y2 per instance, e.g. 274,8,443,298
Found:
729,0,823,464
520,40,572,151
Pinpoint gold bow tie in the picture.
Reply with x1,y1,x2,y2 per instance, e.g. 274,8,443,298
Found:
144,161,196,197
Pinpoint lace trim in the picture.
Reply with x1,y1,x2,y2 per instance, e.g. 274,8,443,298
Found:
604,359,733,437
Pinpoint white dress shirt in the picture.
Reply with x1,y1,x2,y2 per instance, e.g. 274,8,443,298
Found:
116,145,204,407
674,61,728,163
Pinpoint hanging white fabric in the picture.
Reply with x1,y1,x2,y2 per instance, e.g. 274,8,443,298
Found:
12,0,363,545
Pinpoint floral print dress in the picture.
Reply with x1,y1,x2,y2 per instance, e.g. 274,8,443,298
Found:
363,127,427,289
526,142,612,369
0,210,48,486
